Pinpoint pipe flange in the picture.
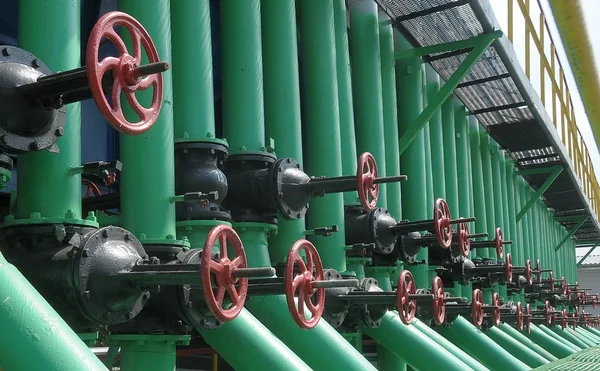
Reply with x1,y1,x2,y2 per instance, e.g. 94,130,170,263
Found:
345,206,397,255
358,278,385,328
322,269,350,328
397,231,422,263
272,157,311,220
0,46,66,153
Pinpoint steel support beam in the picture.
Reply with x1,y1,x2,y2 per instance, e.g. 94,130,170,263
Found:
397,31,502,155
516,166,563,221
555,216,589,251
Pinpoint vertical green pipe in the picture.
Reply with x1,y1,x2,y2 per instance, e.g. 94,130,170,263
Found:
494,147,511,259
17,0,81,219
396,34,428,287
379,13,401,219
424,123,435,213
480,130,497,256
349,0,387,208
119,0,175,240
518,180,531,262
436,316,529,371
334,0,360,207
469,120,489,259
490,141,507,299
498,323,558,362
108,335,189,371
261,0,305,264
170,0,215,139
221,0,265,154
426,68,445,200
0,253,107,371
506,161,521,266
524,324,577,358
299,0,347,273
486,327,549,367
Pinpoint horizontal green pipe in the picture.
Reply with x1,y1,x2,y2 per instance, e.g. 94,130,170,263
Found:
198,309,311,371
246,295,375,371
538,325,582,351
525,324,577,358
0,254,107,371
498,323,558,362
362,312,474,371
436,316,529,371
486,327,549,368
412,319,487,371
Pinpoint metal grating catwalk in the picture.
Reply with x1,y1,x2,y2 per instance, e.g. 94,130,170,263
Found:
376,0,600,243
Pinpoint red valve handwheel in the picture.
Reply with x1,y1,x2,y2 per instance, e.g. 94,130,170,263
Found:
284,239,326,329
545,301,552,325
525,260,533,286
472,289,484,327
492,292,501,327
594,297,598,309
536,259,542,283
494,228,504,259
86,11,163,135
457,220,471,257
397,270,417,325
524,303,531,334
434,198,453,249
432,276,446,325
549,271,555,291
516,302,524,331
505,253,513,284
200,224,249,323
356,152,379,211
561,309,567,329
561,277,567,295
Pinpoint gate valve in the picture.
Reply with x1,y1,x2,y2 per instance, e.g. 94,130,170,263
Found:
450,221,484,259
509,259,533,286
472,289,485,327
499,301,524,331
533,259,543,284
0,11,167,154
345,207,399,255
390,198,473,249
396,272,448,325
528,301,553,325
523,303,532,333
552,309,569,330
223,152,406,223
466,253,513,285
483,292,502,327
469,228,510,260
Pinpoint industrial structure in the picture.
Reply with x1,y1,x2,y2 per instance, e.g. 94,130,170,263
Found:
0,0,600,370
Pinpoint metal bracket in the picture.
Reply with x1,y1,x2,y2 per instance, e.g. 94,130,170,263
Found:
397,31,502,156
555,216,589,251
577,245,598,267
516,166,564,222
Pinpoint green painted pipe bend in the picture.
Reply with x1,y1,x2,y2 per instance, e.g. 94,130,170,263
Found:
411,319,487,371
362,312,475,371
525,324,577,358
537,325,581,351
199,309,312,371
436,316,529,371
486,326,549,368
0,254,107,371
498,323,558,362
246,295,376,371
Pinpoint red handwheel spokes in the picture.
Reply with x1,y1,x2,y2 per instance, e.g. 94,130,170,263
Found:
524,304,531,334
549,271,555,291
397,270,417,325
505,253,513,284
494,228,504,259
525,260,533,286
284,239,325,329
434,198,453,249
432,277,446,325
86,11,163,135
200,225,248,323
492,293,501,327
356,153,379,211
516,302,524,331
472,289,484,327
561,277,567,295
536,259,542,283
561,309,567,329
545,301,552,325
457,220,471,257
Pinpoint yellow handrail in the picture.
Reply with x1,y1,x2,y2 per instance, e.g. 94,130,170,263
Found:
507,0,600,218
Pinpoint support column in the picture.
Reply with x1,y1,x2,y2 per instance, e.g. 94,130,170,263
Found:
490,141,507,299
426,67,445,200
469,119,489,258
108,335,189,371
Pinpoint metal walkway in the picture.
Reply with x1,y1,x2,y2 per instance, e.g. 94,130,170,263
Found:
533,345,600,370
376,0,600,244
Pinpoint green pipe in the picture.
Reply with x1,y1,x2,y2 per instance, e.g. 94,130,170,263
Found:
17,0,82,219
119,0,176,240
524,324,577,358
498,323,558,362
412,319,487,371
426,67,445,200
518,181,532,262
565,327,595,347
575,327,600,344
469,119,489,258
221,0,265,154
170,0,215,139
298,0,347,272
349,0,387,208
261,0,306,264
199,310,311,371
489,141,507,299
480,130,497,257
0,252,107,371
363,312,475,371
379,13,401,219
584,327,600,339
424,122,435,212
108,335,190,371
537,325,582,351
333,0,360,207
396,34,428,286
505,161,522,266
442,99,459,213
486,327,549,368
562,327,593,348
436,316,529,371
